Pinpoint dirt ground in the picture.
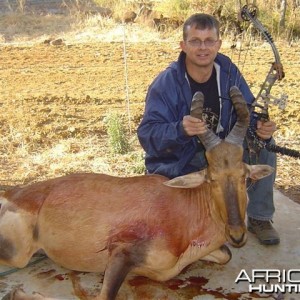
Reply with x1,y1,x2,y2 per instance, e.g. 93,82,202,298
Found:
0,35,299,203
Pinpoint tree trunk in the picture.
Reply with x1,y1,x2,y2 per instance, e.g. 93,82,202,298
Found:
279,0,287,28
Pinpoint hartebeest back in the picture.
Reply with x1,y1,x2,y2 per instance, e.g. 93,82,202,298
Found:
0,87,273,300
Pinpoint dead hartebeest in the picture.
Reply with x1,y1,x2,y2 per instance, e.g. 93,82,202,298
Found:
0,86,273,300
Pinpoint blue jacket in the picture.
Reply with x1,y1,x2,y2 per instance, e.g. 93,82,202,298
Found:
137,51,255,178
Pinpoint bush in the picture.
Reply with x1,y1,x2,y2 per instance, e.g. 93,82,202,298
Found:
96,0,300,40
106,112,130,154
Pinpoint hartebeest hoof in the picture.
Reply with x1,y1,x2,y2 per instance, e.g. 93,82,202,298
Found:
200,244,232,264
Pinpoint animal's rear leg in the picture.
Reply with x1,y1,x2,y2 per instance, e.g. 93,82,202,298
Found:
98,244,147,300
200,245,232,264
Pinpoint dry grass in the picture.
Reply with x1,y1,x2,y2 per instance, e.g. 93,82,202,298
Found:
0,12,299,202
0,12,177,45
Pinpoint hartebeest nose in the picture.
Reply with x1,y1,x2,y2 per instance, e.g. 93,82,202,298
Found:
229,232,247,247
227,225,247,248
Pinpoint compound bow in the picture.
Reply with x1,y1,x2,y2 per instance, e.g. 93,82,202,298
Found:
238,3,300,158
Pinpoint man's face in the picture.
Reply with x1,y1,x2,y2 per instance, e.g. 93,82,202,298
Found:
180,25,222,68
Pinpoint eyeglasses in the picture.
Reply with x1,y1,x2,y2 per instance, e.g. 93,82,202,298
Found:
186,39,219,48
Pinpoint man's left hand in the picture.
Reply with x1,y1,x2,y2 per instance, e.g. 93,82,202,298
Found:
256,120,277,140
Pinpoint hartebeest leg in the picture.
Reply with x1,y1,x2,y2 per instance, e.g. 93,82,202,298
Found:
98,243,147,300
200,245,232,264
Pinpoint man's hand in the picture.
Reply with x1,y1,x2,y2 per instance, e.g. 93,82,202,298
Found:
182,115,207,136
256,120,277,140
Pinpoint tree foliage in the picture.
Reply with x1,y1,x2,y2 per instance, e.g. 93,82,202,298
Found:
93,0,300,40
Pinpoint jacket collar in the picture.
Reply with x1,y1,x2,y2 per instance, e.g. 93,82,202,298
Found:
173,51,187,85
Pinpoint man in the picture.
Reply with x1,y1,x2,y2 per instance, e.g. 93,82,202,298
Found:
137,13,279,245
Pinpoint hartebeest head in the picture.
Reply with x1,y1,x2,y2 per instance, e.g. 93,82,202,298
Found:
165,86,273,248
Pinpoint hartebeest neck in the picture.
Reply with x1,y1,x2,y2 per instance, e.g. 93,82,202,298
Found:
176,185,227,246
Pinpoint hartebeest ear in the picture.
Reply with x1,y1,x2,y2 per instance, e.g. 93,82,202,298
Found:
247,164,274,180
163,170,207,188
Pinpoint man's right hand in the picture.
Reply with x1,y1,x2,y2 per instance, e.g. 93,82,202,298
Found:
182,115,207,136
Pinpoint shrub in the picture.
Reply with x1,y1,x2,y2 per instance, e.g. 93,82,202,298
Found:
106,112,130,154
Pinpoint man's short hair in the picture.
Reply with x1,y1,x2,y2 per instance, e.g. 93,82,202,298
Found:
183,13,220,40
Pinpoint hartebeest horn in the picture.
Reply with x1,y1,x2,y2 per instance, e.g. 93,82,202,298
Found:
190,91,221,150
225,86,250,145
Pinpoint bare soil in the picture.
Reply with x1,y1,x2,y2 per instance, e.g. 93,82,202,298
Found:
0,37,299,203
